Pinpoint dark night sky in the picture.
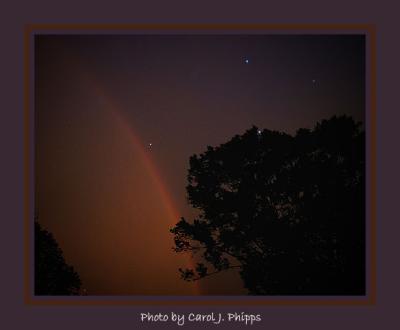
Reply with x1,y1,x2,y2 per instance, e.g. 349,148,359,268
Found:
35,34,365,295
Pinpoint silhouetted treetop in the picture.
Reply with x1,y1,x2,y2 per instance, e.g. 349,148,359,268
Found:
35,221,82,295
171,115,365,295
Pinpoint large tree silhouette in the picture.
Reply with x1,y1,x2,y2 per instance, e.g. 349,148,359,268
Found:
171,115,365,295
35,221,82,295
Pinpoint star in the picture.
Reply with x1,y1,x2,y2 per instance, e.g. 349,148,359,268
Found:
148,143,153,149
244,58,250,64
257,129,262,135
312,79,317,84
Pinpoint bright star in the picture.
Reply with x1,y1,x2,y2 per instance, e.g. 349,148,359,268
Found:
244,58,250,64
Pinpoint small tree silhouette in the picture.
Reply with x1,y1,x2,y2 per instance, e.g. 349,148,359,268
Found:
35,221,82,295
171,115,365,295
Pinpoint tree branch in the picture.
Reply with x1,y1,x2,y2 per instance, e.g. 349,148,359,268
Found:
190,265,242,281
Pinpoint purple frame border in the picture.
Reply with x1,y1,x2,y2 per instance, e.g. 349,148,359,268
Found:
25,24,376,306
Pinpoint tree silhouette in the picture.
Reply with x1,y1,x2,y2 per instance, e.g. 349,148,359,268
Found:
171,115,365,295
35,221,82,295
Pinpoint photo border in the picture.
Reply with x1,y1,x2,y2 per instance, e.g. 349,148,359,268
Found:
24,23,376,306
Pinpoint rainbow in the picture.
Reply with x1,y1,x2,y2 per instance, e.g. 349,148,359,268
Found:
80,71,201,295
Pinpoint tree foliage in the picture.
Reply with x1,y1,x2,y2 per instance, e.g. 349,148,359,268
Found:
35,221,82,295
171,116,365,295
